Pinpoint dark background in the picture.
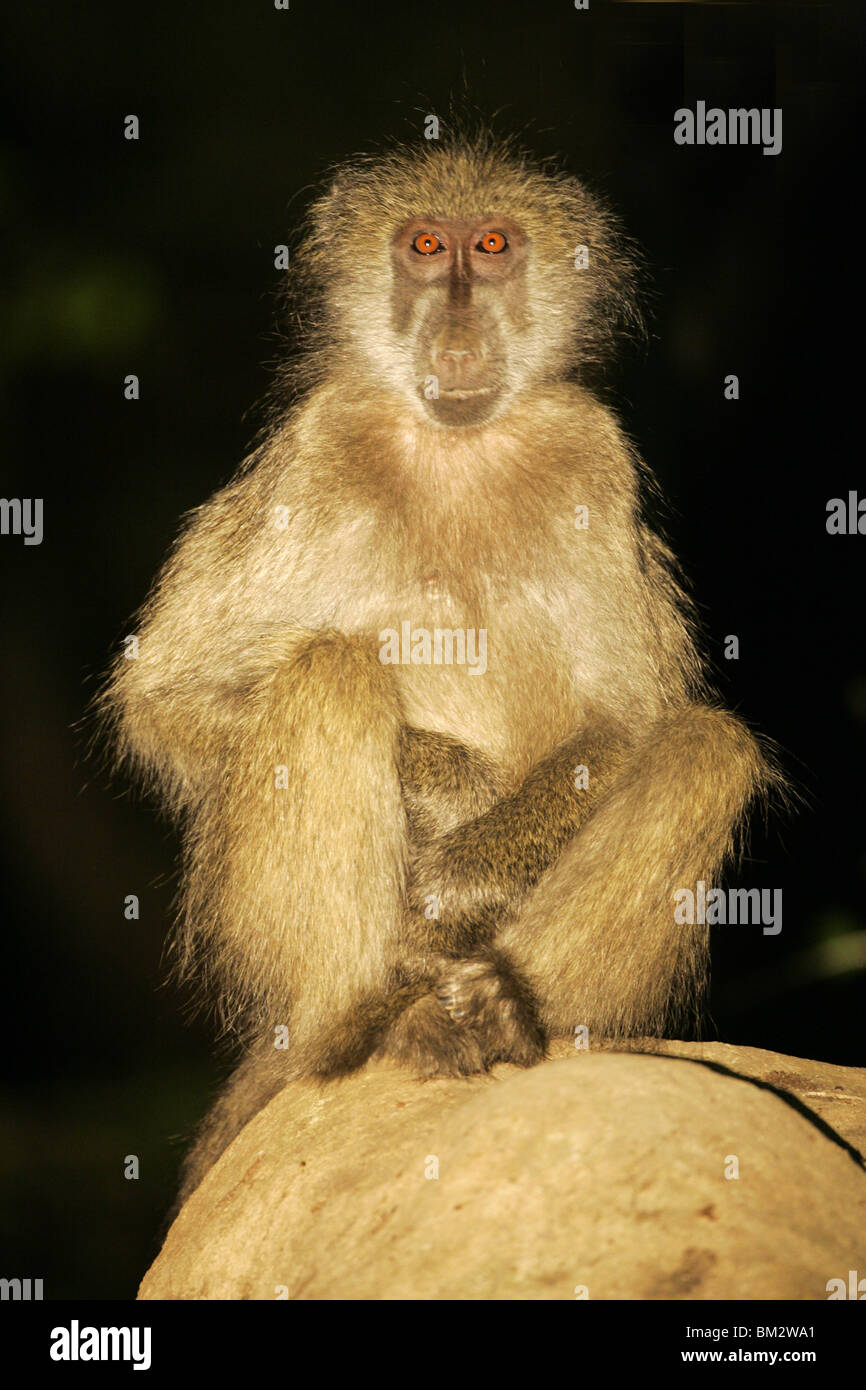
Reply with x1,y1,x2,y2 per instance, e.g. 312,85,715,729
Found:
1,0,863,1298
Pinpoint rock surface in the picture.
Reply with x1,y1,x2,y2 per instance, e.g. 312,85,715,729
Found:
139,1041,866,1300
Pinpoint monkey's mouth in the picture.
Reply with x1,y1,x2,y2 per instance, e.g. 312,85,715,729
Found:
420,379,502,427
438,387,493,401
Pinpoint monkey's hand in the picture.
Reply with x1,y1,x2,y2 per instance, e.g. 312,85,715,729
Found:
407,722,629,953
378,949,545,1076
434,948,546,1068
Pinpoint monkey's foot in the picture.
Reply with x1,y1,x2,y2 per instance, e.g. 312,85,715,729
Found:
435,949,547,1069
377,991,488,1077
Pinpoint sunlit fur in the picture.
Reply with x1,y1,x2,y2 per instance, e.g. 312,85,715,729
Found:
280,131,642,417
99,133,778,1204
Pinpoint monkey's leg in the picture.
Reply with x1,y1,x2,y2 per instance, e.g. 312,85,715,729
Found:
398,725,505,843
496,704,772,1040
350,727,527,1077
375,949,545,1078
379,721,629,1074
179,629,413,1076
405,720,630,953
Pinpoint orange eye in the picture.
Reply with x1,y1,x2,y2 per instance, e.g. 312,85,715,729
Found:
413,232,443,255
477,231,507,254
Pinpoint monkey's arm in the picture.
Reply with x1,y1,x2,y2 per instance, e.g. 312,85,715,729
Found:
406,721,630,953
102,479,419,1063
107,619,330,811
398,726,506,843
160,624,411,1057
101,467,345,813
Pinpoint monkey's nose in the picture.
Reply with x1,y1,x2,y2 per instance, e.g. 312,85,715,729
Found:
437,347,478,366
432,340,488,391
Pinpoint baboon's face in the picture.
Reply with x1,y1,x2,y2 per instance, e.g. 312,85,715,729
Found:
391,216,530,427
310,147,632,422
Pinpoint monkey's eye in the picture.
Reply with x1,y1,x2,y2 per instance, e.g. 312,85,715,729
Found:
476,231,507,254
413,232,444,255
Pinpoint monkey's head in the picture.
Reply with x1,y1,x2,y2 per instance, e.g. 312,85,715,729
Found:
295,134,640,429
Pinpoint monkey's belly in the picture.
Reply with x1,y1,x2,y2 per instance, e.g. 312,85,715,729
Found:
392,644,581,776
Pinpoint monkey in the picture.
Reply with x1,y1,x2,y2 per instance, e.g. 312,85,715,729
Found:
100,130,777,1206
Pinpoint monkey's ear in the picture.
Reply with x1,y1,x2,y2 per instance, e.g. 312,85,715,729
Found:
584,217,647,359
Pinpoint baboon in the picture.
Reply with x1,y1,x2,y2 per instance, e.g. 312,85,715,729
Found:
102,132,775,1202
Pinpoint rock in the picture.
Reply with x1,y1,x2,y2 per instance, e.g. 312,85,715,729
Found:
139,1041,866,1300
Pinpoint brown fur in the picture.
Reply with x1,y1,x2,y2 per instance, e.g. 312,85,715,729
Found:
100,132,778,1206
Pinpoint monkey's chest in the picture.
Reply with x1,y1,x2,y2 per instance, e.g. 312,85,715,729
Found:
298,530,602,770
378,581,584,773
